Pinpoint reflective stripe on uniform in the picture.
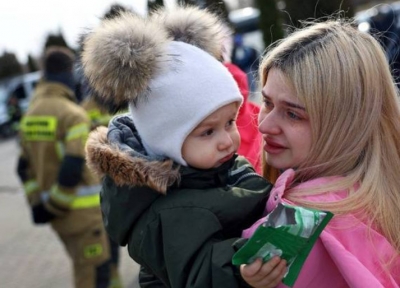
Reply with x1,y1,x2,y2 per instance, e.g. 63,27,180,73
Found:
71,194,100,209
83,243,103,258
49,185,101,209
23,180,39,195
20,116,57,141
66,123,89,142
96,115,112,126
55,141,65,159
87,109,112,126
77,185,102,196
87,109,101,121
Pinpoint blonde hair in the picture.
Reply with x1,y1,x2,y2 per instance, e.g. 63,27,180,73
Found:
260,20,400,253
262,153,280,184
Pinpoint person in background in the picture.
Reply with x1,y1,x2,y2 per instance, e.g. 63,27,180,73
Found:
78,6,133,286
240,20,400,287
222,27,262,173
16,46,115,288
231,33,260,93
81,7,272,287
79,69,123,288
81,94,113,129
6,92,22,135
224,62,262,173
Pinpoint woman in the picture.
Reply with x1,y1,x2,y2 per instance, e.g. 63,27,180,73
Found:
240,20,400,287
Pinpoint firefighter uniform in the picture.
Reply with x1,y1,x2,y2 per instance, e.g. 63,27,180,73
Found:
18,78,112,288
81,96,123,288
81,96,113,129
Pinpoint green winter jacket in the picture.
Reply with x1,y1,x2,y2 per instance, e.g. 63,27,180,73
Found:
86,115,272,288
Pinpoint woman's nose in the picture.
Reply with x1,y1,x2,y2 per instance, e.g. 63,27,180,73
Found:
258,110,281,135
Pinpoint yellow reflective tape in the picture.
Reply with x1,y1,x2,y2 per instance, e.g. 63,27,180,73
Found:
50,186,74,205
88,109,111,126
109,278,123,288
66,123,89,141
84,243,103,258
24,180,39,195
71,194,100,209
87,109,101,121
55,141,65,159
50,186,100,209
20,116,57,141
96,115,112,126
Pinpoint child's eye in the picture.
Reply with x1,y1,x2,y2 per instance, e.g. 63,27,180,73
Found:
226,119,235,127
201,129,214,136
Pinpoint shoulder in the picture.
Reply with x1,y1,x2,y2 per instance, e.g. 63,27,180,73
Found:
232,155,256,171
60,100,90,124
267,169,347,209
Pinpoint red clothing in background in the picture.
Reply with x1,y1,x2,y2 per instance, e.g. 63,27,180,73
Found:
225,63,262,173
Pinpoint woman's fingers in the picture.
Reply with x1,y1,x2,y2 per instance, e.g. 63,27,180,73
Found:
240,258,264,278
252,259,287,288
240,256,285,286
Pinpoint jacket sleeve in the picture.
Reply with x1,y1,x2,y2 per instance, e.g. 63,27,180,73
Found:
16,148,40,201
16,154,29,183
45,112,91,216
134,207,246,288
17,146,57,224
139,266,168,288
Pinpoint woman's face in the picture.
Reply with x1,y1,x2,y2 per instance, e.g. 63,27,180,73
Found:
258,69,312,170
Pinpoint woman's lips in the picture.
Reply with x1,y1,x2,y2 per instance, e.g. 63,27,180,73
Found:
264,140,286,154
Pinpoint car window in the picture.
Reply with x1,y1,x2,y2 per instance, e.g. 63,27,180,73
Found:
14,84,27,99
0,86,7,103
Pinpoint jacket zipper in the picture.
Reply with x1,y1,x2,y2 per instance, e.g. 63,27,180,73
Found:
228,172,263,187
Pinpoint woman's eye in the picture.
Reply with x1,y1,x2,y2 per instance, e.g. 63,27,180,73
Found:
287,111,301,120
263,99,273,110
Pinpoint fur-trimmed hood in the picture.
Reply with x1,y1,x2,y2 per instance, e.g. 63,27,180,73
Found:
85,114,180,194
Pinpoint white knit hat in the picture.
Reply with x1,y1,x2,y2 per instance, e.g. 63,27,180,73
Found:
82,7,242,165
130,41,242,165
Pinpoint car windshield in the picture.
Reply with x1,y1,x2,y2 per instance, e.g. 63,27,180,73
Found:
0,86,7,103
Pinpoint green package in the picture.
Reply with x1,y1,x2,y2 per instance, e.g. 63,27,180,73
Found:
232,203,333,287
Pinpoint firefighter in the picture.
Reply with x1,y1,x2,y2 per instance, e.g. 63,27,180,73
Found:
80,91,113,129
79,86,123,288
17,46,113,288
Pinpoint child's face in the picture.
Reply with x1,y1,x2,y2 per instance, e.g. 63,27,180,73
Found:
182,102,240,169
258,68,312,170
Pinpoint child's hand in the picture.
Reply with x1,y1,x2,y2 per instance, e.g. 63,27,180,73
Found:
240,256,287,288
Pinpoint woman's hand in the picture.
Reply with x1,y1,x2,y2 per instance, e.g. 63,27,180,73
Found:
240,257,287,288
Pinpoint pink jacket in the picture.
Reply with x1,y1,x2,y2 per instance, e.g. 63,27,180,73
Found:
243,169,400,288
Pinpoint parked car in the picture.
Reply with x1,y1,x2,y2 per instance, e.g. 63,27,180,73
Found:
0,85,13,137
356,2,400,84
0,71,42,137
5,71,42,112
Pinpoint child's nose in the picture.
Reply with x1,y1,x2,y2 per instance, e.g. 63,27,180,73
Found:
218,132,233,150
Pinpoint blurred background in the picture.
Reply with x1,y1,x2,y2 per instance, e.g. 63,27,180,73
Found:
1,0,400,287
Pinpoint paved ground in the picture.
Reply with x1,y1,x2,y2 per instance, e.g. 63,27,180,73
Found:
0,137,140,288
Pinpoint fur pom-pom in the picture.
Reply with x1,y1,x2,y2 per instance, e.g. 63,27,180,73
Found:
151,6,230,60
81,12,170,107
